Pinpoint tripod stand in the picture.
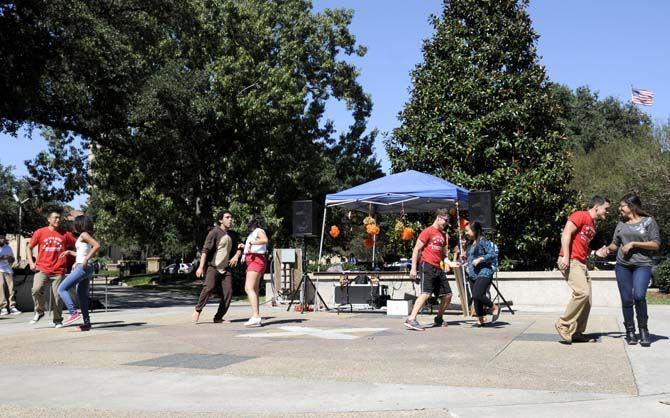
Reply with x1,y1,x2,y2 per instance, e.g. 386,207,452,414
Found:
491,270,515,314
286,238,330,313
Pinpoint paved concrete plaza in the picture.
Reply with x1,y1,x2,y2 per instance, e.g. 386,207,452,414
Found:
1,289,669,417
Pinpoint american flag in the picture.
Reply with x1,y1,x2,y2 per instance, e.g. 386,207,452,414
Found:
631,88,654,106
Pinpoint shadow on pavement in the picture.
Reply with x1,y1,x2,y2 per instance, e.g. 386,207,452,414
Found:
91,287,199,309
260,318,308,326
92,321,148,330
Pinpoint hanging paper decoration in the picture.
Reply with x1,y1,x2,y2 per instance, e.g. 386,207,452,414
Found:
394,219,404,234
329,225,340,238
401,227,414,241
365,223,380,236
363,216,375,226
363,238,375,249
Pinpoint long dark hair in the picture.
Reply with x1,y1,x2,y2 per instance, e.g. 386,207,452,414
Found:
620,193,651,218
470,221,483,240
248,213,266,231
73,215,94,236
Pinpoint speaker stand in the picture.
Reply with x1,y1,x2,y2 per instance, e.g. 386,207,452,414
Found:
491,276,515,315
286,239,330,313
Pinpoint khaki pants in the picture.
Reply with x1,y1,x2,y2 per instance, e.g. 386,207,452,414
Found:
0,272,16,309
558,260,592,335
32,271,64,323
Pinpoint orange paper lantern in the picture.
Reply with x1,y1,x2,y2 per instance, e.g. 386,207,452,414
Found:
401,227,414,241
366,224,380,236
329,225,340,238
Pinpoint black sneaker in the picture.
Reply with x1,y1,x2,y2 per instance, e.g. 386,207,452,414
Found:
433,316,446,327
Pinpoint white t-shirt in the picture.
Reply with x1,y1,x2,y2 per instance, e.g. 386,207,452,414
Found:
75,236,91,264
244,228,267,255
0,245,14,273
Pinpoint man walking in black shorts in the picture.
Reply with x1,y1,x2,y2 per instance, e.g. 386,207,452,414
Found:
405,208,453,331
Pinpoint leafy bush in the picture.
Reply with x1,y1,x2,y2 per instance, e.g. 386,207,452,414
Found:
656,260,670,293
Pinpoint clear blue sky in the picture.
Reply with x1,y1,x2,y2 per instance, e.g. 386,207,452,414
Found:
3,0,669,208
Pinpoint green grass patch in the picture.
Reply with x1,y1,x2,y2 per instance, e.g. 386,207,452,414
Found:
647,290,670,305
122,274,156,286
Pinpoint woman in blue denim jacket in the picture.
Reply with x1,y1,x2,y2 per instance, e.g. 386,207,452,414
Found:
465,221,500,326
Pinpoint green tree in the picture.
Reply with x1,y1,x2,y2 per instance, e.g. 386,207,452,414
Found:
2,0,382,257
552,84,653,153
0,163,65,235
571,136,670,252
385,0,573,268
553,85,667,251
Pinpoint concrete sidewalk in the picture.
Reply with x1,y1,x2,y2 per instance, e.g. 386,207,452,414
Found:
0,294,669,417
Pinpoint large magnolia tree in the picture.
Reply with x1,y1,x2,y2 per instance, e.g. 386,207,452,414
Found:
385,0,574,268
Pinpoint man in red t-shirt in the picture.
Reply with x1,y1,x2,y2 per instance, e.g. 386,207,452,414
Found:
26,210,76,327
404,208,452,331
555,196,610,343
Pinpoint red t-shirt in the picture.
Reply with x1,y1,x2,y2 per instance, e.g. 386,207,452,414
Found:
558,211,596,263
418,226,447,267
29,227,76,274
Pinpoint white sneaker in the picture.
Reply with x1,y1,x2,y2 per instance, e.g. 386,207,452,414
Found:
52,322,63,329
10,307,21,315
29,312,44,324
244,317,262,327
0,308,8,316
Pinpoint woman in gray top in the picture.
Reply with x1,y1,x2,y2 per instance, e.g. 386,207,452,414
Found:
597,193,660,347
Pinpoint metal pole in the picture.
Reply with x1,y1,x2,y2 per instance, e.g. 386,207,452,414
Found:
17,205,22,262
316,207,327,273
315,207,328,311
455,202,471,318
372,234,376,269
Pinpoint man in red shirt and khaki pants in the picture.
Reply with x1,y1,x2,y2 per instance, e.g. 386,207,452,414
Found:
556,196,610,343
26,210,76,327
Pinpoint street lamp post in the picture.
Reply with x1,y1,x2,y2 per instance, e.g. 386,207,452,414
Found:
12,193,30,263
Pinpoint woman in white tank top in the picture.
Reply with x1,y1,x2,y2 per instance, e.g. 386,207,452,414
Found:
243,214,269,327
57,215,100,331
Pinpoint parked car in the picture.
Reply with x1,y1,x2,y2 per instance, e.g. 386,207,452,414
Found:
178,263,194,274
162,263,178,274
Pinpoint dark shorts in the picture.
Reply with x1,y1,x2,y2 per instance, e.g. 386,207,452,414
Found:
420,262,452,297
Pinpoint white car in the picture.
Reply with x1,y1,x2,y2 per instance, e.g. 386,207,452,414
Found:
178,263,194,274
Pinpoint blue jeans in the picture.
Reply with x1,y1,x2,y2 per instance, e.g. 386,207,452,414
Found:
58,264,93,324
615,264,651,328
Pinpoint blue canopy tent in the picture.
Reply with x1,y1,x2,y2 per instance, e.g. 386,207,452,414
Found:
317,170,470,274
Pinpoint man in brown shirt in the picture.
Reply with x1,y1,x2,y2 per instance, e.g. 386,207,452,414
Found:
192,211,242,323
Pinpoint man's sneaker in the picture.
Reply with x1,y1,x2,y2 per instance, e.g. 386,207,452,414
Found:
213,318,224,323
53,322,64,329
433,316,446,327
10,307,21,315
404,318,425,331
244,317,262,327
0,308,8,316
78,324,92,332
29,312,44,324
63,313,81,326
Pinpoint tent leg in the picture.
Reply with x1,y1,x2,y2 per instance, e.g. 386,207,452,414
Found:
372,234,376,269
455,201,470,318
315,207,328,311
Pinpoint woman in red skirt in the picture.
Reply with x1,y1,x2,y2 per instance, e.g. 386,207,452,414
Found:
243,214,269,327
